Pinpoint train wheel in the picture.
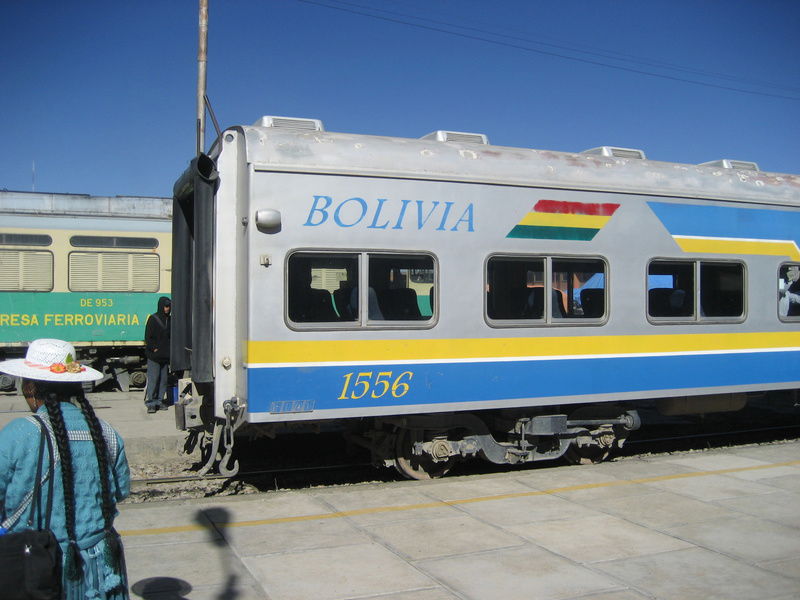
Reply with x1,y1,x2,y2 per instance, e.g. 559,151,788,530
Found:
563,443,612,465
394,429,455,480
564,425,618,465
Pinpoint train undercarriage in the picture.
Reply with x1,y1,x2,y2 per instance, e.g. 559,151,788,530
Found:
354,406,642,479
176,382,645,479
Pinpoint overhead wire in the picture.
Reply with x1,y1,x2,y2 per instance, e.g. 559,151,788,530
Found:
295,0,800,102
342,0,800,95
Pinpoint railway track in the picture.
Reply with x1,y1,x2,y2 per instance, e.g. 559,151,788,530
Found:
130,461,372,486
126,412,800,502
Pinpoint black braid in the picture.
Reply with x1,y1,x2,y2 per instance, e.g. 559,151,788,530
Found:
74,393,123,573
42,390,82,580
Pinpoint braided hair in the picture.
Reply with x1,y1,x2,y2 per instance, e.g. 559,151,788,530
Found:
37,381,123,578
73,393,124,572
41,384,82,580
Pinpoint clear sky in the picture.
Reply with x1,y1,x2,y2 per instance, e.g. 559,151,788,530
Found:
2,0,798,198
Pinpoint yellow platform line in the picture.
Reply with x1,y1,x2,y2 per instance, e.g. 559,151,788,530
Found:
119,459,800,537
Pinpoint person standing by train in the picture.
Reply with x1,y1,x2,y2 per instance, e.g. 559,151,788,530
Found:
0,338,130,599
144,296,171,413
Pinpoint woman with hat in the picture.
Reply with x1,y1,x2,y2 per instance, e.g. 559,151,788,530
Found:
0,339,130,599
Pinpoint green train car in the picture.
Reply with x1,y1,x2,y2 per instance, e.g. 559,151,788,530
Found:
0,191,172,391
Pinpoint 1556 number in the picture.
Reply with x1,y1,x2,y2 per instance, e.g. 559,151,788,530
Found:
338,370,413,400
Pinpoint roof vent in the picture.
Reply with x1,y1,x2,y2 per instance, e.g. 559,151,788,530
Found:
253,116,324,131
581,146,647,160
422,130,489,145
699,159,759,172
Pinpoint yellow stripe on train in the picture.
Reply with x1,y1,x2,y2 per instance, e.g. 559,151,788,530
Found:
246,331,800,365
673,236,800,260
518,212,611,229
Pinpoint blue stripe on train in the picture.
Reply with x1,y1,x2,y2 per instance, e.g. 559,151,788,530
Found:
648,201,800,244
246,350,800,414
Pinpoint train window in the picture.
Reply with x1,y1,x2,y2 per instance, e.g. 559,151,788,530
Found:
68,252,159,292
367,254,435,321
288,253,359,323
778,263,800,319
287,251,436,326
0,233,52,246
70,235,159,249
487,256,607,323
648,259,744,320
0,250,53,291
648,261,695,318
487,257,545,320
700,263,744,317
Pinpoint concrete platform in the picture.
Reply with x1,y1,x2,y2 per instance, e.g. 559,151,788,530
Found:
0,391,185,465
116,440,800,600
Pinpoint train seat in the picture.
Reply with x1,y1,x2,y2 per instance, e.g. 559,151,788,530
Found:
333,285,357,320
289,287,339,322
701,290,743,317
366,287,384,320
378,288,422,320
580,288,605,318
522,287,543,319
524,288,568,318
488,286,529,319
649,288,688,317
346,286,385,320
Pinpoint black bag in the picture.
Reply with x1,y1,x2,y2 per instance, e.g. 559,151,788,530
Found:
0,416,63,599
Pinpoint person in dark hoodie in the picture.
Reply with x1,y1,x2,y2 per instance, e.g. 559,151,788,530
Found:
144,296,171,413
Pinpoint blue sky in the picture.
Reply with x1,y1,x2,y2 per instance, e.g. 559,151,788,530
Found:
2,0,798,198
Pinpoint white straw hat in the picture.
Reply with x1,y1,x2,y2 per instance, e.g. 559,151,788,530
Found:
0,339,102,382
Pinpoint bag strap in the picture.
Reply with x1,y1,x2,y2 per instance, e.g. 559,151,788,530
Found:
27,415,48,529
36,415,56,530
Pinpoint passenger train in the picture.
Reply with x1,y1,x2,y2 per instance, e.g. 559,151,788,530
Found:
171,116,800,478
0,191,172,391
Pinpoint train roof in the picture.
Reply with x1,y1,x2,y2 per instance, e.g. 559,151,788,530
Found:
0,191,172,219
221,116,800,207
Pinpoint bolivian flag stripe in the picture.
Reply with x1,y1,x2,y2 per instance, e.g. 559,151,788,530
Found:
507,200,620,240
507,225,599,240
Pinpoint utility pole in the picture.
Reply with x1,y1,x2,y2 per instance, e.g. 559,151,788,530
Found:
197,0,209,156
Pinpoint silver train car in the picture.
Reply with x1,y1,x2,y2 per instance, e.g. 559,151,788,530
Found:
172,116,800,478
